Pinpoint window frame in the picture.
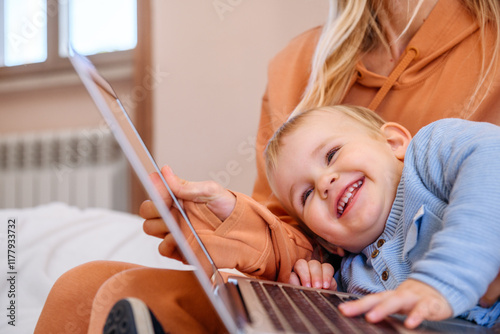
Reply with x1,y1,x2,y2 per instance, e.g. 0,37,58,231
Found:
0,0,135,80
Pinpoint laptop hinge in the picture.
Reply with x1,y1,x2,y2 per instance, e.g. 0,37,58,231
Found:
224,280,250,328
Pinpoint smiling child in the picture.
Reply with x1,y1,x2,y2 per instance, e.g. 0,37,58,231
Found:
265,105,500,328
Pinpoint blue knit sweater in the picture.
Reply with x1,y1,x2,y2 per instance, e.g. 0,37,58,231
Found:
337,119,500,327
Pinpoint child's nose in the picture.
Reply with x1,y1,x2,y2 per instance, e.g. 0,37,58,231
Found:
318,173,337,199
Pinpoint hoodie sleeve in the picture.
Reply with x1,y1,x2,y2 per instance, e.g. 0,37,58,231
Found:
171,191,313,282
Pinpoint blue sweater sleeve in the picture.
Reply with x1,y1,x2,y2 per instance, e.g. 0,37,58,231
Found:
405,119,500,317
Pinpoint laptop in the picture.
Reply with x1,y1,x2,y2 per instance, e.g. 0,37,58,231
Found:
69,48,497,334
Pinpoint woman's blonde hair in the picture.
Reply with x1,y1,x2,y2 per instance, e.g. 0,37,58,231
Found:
293,0,500,118
461,0,500,115
265,105,386,177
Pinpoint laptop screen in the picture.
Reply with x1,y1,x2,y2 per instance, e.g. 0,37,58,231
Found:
69,48,238,333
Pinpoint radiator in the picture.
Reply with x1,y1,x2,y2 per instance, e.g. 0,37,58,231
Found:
0,127,129,211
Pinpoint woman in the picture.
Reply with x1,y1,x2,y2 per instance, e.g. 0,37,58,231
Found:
35,1,500,333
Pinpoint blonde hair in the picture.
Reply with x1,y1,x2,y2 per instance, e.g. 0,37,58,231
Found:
265,105,385,178
294,0,500,118
293,0,385,115
461,0,500,116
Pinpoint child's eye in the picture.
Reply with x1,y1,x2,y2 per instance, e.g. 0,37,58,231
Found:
326,147,340,164
301,188,313,206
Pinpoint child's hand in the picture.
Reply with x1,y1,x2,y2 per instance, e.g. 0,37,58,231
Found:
288,259,337,290
338,279,453,329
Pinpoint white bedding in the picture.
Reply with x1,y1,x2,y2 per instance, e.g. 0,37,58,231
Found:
0,202,190,334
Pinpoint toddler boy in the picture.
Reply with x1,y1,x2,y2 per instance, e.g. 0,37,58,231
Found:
265,105,500,328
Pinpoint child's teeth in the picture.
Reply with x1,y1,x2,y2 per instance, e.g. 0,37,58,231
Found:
337,180,363,216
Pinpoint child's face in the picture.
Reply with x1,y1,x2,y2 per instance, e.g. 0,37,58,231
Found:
270,111,410,253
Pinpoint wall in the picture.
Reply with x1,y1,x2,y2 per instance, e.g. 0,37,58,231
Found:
152,1,329,195
0,71,134,134
0,1,329,208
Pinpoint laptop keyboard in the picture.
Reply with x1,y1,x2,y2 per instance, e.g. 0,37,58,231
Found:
250,281,398,334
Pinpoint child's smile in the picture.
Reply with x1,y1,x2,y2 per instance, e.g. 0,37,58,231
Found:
337,178,363,218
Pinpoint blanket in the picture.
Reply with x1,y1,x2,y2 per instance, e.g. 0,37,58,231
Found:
0,202,190,333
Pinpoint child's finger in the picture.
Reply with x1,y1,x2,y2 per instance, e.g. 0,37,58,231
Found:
321,263,334,289
293,259,312,287
288,272,301,286
404,296,451,328
364,294,411,323
328,276,338,291
339,291,388,317
307,260,324,289
404,303,427,329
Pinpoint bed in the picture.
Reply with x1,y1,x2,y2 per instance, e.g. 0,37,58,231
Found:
0,202,191,333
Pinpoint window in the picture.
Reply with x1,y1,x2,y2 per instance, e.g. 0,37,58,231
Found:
61,0,137,57
0,0,137,75
2,0,47,67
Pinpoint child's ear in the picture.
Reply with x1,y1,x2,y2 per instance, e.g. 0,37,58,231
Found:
380,122,412,161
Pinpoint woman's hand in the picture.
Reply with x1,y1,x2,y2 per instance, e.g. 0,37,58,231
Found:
480,271,500,308
288,259,337,290
140,165,237,258
338,279,452,329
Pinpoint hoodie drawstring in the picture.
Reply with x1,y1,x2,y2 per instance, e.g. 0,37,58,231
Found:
368,47,419,111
